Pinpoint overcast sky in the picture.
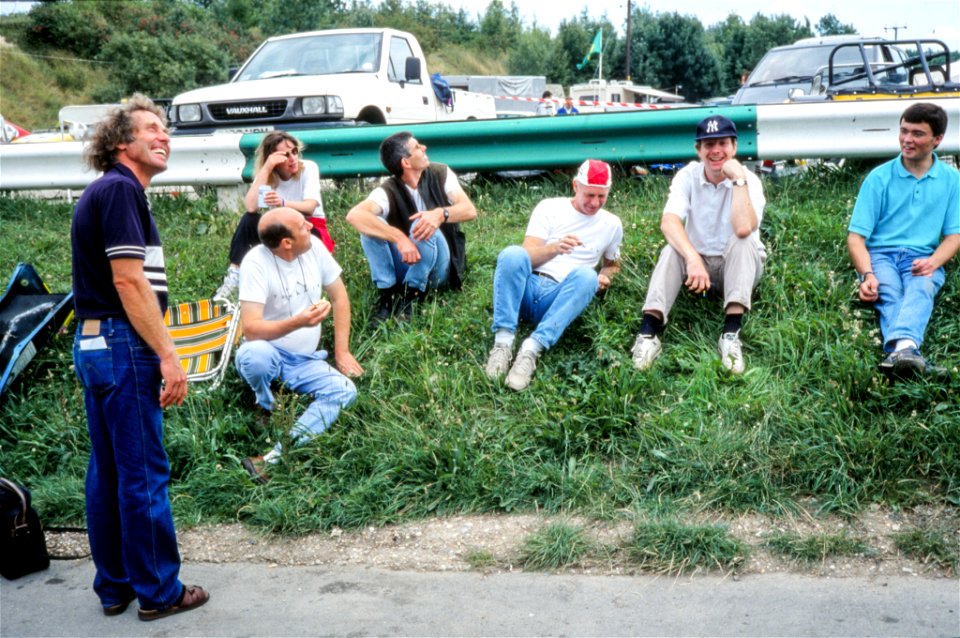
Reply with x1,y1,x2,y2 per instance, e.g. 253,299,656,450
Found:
446,0,960,49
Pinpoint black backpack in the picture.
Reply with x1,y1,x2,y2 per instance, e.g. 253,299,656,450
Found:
0,478,50,580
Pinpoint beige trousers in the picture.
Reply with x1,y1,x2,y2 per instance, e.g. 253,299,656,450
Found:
642,236,766,324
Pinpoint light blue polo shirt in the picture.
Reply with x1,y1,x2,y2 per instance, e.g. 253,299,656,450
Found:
848,154,960,253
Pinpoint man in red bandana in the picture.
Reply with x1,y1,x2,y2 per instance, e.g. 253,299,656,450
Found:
483,159,623,391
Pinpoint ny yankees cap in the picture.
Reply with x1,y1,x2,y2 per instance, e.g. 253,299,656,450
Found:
696,115,738,140
574,159,613,188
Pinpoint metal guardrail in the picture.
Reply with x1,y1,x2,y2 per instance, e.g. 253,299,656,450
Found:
1,99,957,192
252,105,759,179
0,134,247,190
757,99,960,158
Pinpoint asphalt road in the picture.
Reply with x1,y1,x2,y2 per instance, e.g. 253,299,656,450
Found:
1,559,957,637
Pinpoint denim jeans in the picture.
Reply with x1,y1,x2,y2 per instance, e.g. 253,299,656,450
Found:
235,341,357,443
359,218,450,292
491,245,599,350
870,249,946,352
72,318,183,611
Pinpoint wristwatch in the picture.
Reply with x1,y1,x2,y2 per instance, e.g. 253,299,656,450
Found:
732,177,747,187
442,208,450,223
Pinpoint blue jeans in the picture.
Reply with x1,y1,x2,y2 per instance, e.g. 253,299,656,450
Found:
72,318,183,611
235,341,357,443
870,249,946,352
491,245,599,350
359,218,450,292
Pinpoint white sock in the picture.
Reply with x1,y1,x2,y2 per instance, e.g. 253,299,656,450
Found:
519,337,544,356
494,330,515,347
894,339,918,352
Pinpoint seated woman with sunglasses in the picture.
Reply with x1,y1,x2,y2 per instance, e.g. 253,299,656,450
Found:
215,131,334,300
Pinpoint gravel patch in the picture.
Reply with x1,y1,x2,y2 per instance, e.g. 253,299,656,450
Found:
45,504,958,578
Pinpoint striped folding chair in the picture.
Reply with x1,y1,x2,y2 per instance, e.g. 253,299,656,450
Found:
163,298,240,391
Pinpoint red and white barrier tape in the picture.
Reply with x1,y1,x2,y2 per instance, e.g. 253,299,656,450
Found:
493,95,675,110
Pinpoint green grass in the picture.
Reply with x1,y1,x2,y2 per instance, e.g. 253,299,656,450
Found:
765,532,875,564
518,522,596,570
465,548,497,570
894,527,959,571
627,519,748,574
1,166,959,542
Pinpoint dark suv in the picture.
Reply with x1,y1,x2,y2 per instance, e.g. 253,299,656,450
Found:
732,36,907,104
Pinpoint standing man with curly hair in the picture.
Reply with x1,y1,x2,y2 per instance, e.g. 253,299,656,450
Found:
71,94,209,621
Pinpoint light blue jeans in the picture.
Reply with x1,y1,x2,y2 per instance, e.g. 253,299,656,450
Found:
491,245,599,350
359,218,450,292
235,341,357,443
870,249,946,352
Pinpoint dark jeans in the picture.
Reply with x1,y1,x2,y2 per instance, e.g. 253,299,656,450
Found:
73,318,183,610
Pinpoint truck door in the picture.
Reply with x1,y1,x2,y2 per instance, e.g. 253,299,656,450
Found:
386,35,433,123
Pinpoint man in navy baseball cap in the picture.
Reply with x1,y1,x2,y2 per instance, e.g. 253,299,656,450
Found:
631,114,766,375
696,115,738,140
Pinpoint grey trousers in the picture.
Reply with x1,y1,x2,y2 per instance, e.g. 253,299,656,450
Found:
642,236,766,324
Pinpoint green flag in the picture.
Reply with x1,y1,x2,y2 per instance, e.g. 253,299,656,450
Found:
576,30,602,70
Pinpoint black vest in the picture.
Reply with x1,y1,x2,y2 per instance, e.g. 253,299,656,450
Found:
381,163,467,289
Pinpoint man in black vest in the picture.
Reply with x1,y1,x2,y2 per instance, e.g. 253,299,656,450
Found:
346,131,477,322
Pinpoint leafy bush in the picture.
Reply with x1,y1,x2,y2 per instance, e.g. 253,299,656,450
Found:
25,1,110,59
94,31,231,100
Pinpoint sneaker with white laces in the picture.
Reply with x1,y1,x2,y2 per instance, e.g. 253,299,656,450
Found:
484,343,513,378
506,350,538,391
213,267,239,302
718,331,745,374
630,334,662,370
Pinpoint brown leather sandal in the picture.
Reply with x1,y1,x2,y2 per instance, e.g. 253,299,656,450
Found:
102,592,137,616
137,584,209,621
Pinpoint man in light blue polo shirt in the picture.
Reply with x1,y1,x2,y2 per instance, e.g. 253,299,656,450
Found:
847,102,960,378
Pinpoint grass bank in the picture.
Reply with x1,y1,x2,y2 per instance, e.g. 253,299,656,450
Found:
1,167,958,543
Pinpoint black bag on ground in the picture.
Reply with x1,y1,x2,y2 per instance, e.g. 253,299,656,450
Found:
0,478,50,579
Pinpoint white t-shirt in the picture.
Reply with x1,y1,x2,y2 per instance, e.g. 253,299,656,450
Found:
663,161,765,256
274,160,324,219
238,236,342,354
525,197,623,282
365,166,459,218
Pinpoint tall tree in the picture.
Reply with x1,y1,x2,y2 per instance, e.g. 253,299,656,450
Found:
708,14,749,94
816,13,856,36
741,13,814,71
480,0,521,54
629,11,722,101
506,25,556,77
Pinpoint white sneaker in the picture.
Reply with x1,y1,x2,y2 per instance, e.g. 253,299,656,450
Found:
213,267,239,302
484,343,513,378
630,334,662,370
718,332,745,374
506,350,538,391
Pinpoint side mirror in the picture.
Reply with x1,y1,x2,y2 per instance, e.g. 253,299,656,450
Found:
404,56,421,84
228,66,239,81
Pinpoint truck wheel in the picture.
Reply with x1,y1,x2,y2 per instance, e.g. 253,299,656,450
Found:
357,108,386,125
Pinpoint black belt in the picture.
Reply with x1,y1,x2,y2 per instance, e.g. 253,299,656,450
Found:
532,270,558,283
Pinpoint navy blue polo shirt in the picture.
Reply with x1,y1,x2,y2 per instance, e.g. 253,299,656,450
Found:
71,164,168,319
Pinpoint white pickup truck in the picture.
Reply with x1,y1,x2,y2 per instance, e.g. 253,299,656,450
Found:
168,28,496,134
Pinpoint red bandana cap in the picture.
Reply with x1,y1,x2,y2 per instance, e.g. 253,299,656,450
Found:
574,159,612,189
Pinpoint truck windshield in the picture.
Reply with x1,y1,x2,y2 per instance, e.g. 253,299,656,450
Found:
235,33,383,81
747,43,901,86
